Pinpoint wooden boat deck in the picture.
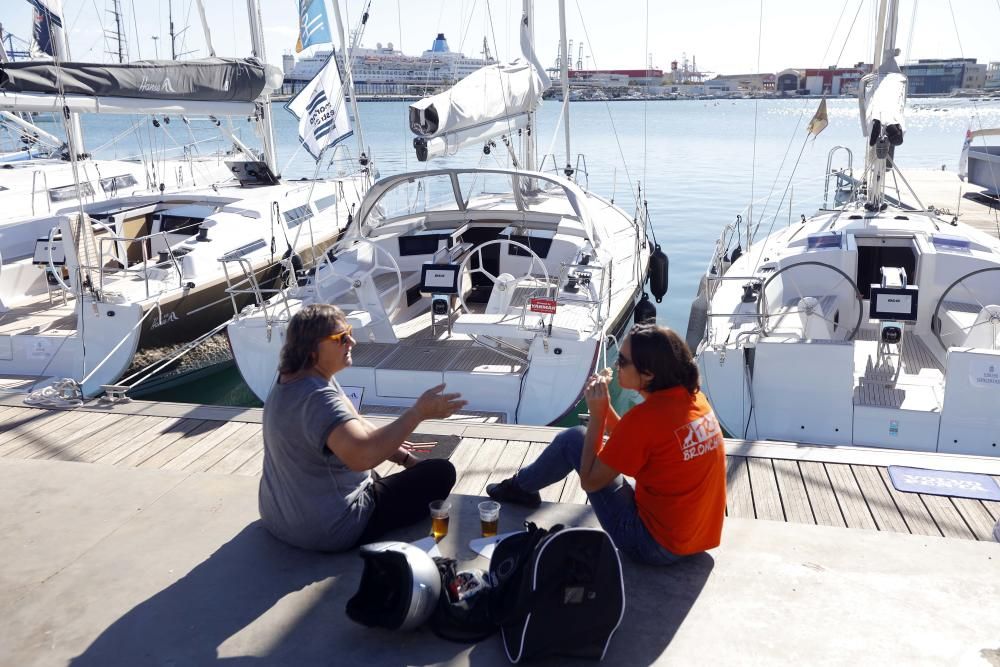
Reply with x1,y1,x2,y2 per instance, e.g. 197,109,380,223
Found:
1,395,997,542
0,292,76,335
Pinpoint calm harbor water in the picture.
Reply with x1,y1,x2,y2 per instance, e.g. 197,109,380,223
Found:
66,96,1000,407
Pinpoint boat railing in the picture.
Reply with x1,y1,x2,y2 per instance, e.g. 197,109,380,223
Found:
824,146,854,208
707,222,738,300
536,152,590,189
704,273,767,321
220,255,293,325
31,168,50,216
554,259,611,335
89,229,185,301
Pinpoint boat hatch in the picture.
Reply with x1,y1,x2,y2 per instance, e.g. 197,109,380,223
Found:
854,237,917,299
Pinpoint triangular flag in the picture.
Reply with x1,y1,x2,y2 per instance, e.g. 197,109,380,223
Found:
806,97,829,137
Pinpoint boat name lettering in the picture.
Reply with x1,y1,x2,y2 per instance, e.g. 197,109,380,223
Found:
150,311,180,330
973,362,1000,387
138,76,177,94
529,298,557,314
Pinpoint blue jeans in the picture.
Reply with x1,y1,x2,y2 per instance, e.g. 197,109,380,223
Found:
514,426,683,566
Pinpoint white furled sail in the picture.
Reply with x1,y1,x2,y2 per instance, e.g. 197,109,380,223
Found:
864,71,906,143
409,13,551,162
285,55,352,161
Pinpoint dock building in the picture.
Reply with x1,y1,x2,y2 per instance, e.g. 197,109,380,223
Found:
900,58,987,95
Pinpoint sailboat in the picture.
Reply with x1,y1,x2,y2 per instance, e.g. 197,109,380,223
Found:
0,0,369,398
227,0,658,425
0,0,234,230
687,0,1000,456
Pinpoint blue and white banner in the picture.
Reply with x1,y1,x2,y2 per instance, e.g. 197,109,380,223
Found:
27,0,64,58
285,55,352,161
295,0,333,53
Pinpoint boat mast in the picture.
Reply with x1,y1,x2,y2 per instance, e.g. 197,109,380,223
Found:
558,0,572,178
864,0,902,210
168,0,177,60
331,0,370,169
47,11,86,159
523,0,536,172
246,0,278,176
104,0,126,63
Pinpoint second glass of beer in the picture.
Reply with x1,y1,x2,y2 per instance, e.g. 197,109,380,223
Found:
478,500,501,537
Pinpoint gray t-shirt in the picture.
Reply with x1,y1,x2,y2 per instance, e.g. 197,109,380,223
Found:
259,374,374,551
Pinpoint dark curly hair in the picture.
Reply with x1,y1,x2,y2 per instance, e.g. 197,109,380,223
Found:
278,304,348,375
627,323,700,395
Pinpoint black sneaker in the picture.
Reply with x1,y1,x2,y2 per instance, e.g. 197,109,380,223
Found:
487,476,541,508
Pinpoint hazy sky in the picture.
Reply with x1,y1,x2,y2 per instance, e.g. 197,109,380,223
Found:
1,1,998,76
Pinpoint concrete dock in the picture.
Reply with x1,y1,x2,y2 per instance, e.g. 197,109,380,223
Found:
1,396,999,666
893,168,1000,240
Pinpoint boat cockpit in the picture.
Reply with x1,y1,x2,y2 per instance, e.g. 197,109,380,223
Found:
300,169,611,347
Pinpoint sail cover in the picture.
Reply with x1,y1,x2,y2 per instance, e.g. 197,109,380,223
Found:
0,57,280,102
409,13,551,162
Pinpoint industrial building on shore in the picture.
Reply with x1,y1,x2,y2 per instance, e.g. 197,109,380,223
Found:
281,36,1000,100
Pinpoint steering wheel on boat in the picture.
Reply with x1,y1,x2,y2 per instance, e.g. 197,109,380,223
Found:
932,266,1000,351
313,238,403,318
46,226,73,293
757,261,864,340
456,239,550,314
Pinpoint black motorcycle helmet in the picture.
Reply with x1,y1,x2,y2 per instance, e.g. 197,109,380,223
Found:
346,541,442,631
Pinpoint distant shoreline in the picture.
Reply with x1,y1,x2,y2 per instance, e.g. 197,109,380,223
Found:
270,92,1000,104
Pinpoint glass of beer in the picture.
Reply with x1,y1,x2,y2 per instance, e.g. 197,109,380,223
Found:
478,501,501,538
429,500,451,541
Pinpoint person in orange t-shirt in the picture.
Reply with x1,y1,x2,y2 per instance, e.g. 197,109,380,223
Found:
488,323,726,565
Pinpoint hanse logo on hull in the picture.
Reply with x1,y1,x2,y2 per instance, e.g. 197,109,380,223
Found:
149,311,180,330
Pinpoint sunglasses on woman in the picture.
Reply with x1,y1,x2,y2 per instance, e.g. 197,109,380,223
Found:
615,352,632,368
326,324,353,345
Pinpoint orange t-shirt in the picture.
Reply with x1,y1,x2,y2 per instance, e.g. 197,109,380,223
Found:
598,386,726,555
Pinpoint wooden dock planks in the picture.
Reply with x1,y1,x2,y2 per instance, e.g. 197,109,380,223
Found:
877,467,942,537
826,464,878,530
725,456,754,519
746,457,784,521
799,461,847,528
850,465,910,534
1,402,999,542
772,459,815,525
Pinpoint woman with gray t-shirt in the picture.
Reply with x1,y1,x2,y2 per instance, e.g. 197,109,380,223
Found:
259,304,466,551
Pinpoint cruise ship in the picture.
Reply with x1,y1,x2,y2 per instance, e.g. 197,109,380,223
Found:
282,34,495,97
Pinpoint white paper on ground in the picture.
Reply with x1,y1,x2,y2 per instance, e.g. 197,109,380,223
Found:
410,536,443,558
469,531,522,560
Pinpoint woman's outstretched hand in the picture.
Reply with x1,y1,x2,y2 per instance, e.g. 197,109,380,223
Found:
413,384,467,420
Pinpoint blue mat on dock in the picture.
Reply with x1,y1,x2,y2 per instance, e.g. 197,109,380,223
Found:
888,466,1000,501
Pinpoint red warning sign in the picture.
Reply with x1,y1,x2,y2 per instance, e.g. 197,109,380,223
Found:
529,297,557,314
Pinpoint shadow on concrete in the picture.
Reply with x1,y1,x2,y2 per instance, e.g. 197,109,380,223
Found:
67,520,472,666
70,500,713,666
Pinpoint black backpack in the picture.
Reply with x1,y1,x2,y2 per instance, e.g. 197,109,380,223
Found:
490,523,626,663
